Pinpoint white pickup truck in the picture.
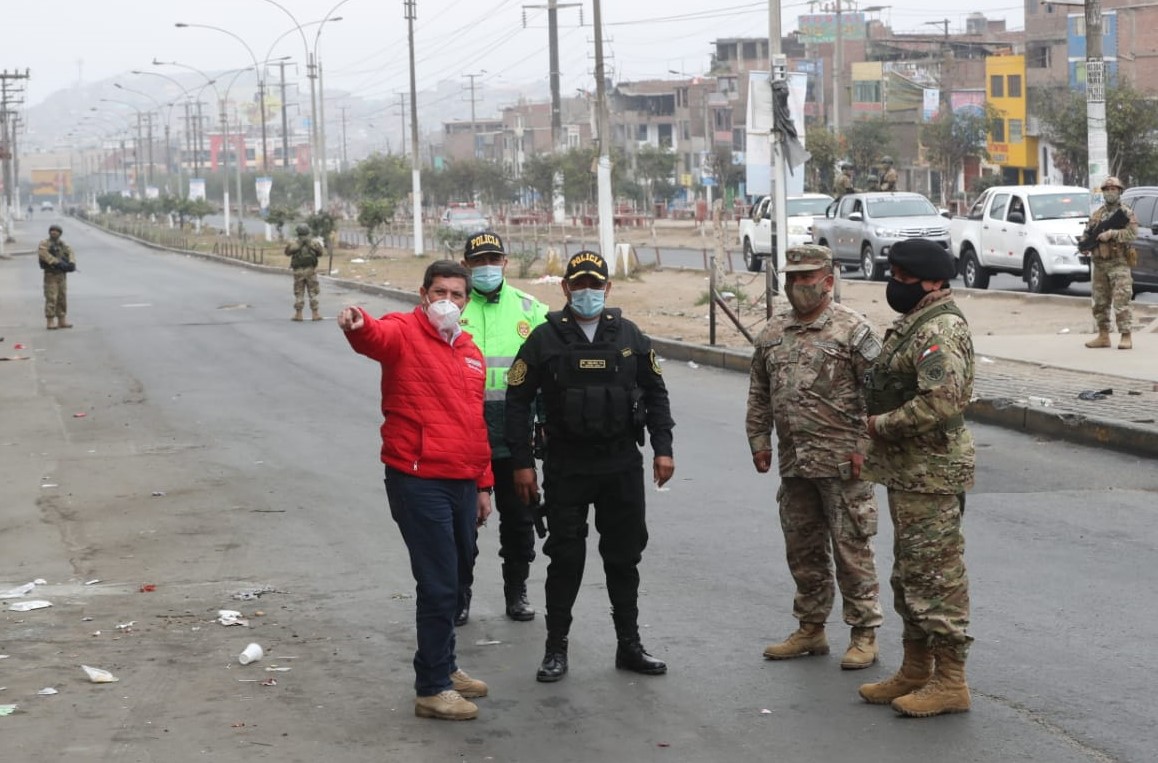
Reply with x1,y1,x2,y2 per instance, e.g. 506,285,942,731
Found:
738,193,833,272
949,185,1092,293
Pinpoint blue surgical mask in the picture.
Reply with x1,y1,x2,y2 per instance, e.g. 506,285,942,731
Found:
471,264,504,293
569,288,605,318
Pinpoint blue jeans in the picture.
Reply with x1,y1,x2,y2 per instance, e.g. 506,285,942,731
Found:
384,466,477,696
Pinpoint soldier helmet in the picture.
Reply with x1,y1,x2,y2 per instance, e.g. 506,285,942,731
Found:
295,224,311,236
841,162,853,171
49,224,63,234
881,156,894,165
1101,176,1125,191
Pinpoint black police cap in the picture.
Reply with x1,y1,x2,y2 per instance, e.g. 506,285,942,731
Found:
887,238,956,281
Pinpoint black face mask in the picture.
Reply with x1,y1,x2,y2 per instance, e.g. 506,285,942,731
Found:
886,278,928,314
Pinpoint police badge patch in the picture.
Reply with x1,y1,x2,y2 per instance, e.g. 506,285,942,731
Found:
516,320,531,339
507,358,528,386
649,350,662,375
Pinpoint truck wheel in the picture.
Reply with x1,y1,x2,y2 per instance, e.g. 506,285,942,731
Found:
1026,252,1052,294
861,244,881,281
743,238,763,273
961,249,990,289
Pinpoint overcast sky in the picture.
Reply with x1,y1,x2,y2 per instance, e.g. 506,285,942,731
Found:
6,0,1026,108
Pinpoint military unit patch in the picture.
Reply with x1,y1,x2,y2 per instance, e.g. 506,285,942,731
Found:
508,358,528,386
924,362,947,382
517,320,531,339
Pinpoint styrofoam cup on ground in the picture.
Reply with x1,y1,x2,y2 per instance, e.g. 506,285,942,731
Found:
238,643,264,665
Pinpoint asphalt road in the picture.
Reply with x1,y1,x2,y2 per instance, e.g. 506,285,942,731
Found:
3,222,1156,761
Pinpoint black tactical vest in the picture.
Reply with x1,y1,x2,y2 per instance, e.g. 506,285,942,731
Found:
549,316,643,442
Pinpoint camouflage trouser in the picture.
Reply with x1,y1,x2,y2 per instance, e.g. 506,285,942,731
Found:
43,272,68,318
1091,258,1133,333
777,477,883,627
292,267,320,310
887,489,972,659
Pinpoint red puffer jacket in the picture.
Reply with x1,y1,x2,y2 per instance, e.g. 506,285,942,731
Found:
345,307,493,488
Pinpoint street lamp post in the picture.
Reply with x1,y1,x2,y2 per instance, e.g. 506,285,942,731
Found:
116,83,177,193
100,98,151,197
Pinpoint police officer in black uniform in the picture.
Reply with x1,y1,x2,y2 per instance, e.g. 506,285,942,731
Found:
505,250,675,683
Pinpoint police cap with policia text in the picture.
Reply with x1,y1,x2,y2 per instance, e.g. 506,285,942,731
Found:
565,250,608,282
463,231,506,259
783,244,832,273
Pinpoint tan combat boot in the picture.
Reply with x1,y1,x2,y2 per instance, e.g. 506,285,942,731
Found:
1085,330,1111,348
841,626,879,670
891,647,971,717
1119,332,1133,350
46,317,57,330
414,689,478,720
311,307,322,321
451,669,488,699
292,308,303,321
763,622,829,660
858,639,933,704
57,316,73,329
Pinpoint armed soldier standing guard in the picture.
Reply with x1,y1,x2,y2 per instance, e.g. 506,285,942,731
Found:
834,163,855,197
38,224,76,330
505,251,675,683
860,239,975,719
879,157,898,192
285,224,324,321
746,245,884,671
1083,177,1137,350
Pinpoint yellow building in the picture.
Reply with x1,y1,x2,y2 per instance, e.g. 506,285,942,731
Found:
986,55,1038,184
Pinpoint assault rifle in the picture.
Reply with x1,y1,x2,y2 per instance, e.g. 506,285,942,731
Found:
1078,207,1131,253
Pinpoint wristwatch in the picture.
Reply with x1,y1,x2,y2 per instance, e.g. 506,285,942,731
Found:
477,486,494,495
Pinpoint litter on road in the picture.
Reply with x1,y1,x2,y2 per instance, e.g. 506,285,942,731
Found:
0,582,36,598
81,666,119,683
0,705,16,716
37,688,58,696
1078,388,1114,401
8,600,52,612
217,610,249,627
139,584,157,592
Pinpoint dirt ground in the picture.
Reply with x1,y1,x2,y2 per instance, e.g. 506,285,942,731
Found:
322,222,1115,349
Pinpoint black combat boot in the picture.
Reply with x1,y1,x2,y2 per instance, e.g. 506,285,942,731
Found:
503,561,535,621
613,608,667,675
537,634,569,682
454,588,471,627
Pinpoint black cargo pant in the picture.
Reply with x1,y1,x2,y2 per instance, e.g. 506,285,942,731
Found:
541,466,648,637
458,457,537,611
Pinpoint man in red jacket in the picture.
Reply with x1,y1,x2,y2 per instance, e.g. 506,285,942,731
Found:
340,260,496,721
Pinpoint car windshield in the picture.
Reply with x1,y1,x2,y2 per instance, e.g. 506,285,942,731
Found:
865,197,938,218
1028,193,1091,220
787,197,833,216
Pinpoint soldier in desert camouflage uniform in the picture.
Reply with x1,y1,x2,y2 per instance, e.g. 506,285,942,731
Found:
879,157,898,192
834,163,855,197
1083,176,1137,350
746,244,884,671
859,238,975,719
285,224,324,321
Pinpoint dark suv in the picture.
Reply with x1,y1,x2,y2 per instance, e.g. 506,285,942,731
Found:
1118,186,1158,295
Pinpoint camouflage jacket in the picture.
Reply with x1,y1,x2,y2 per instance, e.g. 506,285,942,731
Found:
834,174,854,197
285,236,324,269
746,301,881,478
1086,202,1138,263
865,291,975,493
38,238,74,272
879,168,898,192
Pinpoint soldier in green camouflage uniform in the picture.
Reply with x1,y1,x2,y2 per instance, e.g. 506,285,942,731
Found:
285,224,324,321
834,163,855,197
746,244,884,671
37,224,76,330
859,238,974,718
1083,176,1137,350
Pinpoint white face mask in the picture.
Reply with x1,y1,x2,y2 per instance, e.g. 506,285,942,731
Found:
426,299,462,334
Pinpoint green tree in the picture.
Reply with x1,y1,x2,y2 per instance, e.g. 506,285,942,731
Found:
804,126,841,193
305,210,338,249
355,153,411,200
708,145,745,197
357,198,396,256
922,104,1002,205
520,153,559,210
634,145,679,210
841,118,894,178
265,206,297,240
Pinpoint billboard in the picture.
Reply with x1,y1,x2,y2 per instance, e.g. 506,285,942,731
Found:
746,71,808,198
32,169,73,198
798,13,866,43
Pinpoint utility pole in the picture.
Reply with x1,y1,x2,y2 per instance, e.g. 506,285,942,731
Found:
279,61,290,170
183,101,193,186
395,93,408,158
1,69,31,231
340,105,350,170
145,112,155,187
593,0,614,261
195,101,206,179
462,71,484,158
319,60,330,207
307,54,321,211
220,101,231,235
1086,0,1108,191
405,0,424,256
135,112,144,197
258,71,269,171
523,0,582,151
768,0,788,312
833,0,843,133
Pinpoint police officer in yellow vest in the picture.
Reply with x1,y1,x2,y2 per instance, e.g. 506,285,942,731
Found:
457,231,549,626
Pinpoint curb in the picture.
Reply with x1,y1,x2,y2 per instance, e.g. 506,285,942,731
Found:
80,218,1158,460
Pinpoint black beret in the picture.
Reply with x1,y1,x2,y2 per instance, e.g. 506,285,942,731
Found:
887,238,956,281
